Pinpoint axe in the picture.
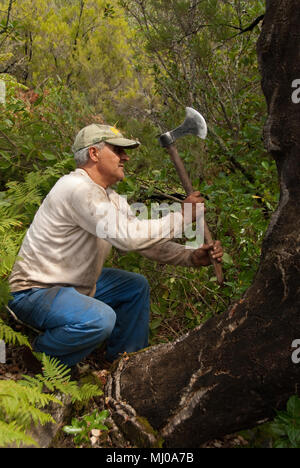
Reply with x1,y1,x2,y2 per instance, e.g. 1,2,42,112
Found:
159,107,224,286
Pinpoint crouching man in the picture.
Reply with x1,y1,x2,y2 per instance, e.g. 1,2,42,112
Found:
8,124,223,368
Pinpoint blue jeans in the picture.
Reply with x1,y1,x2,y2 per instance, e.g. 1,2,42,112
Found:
8,268,150,367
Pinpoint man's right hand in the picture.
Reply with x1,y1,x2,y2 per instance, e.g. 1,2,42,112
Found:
182,191,205,222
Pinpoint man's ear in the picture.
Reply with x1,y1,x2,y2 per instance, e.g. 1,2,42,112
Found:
88,146,100,163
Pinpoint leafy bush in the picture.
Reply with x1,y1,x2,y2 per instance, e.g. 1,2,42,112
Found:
63,409,109,447
269,396,300,448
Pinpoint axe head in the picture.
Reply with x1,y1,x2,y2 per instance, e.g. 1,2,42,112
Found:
159,107,207,147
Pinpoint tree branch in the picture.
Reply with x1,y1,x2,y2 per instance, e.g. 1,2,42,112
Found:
0,129,18,149
238,14,265,35
228,14,265,40
0,0,14,35
66,0,85,86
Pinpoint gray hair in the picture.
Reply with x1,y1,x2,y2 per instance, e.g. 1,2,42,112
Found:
73,141,106,167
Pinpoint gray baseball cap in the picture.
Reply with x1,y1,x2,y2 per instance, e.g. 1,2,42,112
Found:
72,124,140,152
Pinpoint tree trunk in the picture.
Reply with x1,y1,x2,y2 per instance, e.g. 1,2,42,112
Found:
105,0,300,448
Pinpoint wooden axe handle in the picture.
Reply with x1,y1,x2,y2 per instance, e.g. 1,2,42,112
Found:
166,144,224,286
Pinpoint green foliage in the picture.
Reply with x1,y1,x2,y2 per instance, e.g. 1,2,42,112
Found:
121,0,269,197
0,0,150,113
0,354,103,448
0,75,89,186
63,409,109,447
22,354,103,403
0,421,39,448
0,318,31,348
241,396,300,448
269,396,300,448
0,378,59,427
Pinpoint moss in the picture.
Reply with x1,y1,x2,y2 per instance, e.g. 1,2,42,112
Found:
135,415,164,448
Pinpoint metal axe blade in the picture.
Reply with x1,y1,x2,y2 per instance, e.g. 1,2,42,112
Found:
159,107,207,147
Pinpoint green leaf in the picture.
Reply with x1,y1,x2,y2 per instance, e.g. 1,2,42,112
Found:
287,425,300,447
222,252,234,265
0,160,11,169
42,152,57,161
287,395,300,417
270,422,286,437
261,161,269,170
33,95,43,106
95,423,108,431
273,439,290,448
63,426,83,435
0,151,12,161
150,318,162,330
3,119,13,127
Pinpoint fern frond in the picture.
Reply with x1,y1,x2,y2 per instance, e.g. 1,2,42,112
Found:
22,355,96,401
76,383,103,402
0,380,60,439
18,374,44,392
40,354,72,383
0,380,60,412
0,355,102,447
5,176,43,210
0,218,23,233
0,421,38,448
50,381,82,401
0,319,31,348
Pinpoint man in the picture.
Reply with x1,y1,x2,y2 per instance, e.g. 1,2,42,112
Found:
8,124,223,369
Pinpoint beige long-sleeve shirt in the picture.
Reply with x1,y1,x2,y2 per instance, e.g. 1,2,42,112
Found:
9,169,195,297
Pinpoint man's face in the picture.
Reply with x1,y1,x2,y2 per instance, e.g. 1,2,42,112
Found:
95,143,130,186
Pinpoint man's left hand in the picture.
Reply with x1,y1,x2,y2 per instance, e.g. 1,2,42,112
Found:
191,241,223,267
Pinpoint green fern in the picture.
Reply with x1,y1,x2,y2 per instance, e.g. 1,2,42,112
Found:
0,379,59,427
0,354,103,447
0,318,31,348
40,354,73,382
0,218,23,233
76,382,105,402
0,421,38,448
22,354,103,403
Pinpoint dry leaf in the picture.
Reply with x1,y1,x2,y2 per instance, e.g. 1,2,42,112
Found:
90,436,98,446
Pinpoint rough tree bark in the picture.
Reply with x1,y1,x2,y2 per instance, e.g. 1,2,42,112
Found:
105,0,300,448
